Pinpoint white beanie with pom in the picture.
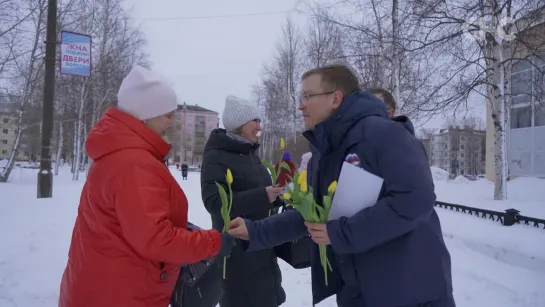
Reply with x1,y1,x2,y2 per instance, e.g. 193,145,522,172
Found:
117,65,178,121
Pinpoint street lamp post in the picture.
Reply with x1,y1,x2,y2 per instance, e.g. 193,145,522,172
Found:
37,0,58,198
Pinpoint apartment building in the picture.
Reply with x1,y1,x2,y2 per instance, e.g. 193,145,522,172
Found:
0,95,29,161
485,13,545,180
430,127,486,177
168,103,219,165
420,138,432,164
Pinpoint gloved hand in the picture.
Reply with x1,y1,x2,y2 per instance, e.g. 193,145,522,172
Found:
218,233,236,258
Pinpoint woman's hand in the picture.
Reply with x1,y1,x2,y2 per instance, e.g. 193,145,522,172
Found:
265,185,284,203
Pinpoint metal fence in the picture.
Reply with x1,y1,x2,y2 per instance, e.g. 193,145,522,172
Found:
434,201,545,229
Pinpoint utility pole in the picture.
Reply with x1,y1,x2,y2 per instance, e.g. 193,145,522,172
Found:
37,0,58,198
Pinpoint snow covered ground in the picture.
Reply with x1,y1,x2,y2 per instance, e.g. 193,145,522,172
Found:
1,166,544,307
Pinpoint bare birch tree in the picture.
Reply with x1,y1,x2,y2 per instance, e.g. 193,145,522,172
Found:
0,0,149,183
405,0,545,199
304,12,347,69
254,18,306,162
0,0,48,182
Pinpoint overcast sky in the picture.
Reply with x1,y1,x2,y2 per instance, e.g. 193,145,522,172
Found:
123,0,486,132
124,0,301,117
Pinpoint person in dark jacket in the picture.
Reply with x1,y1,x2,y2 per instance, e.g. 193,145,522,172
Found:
200,95,287,307
181,163,189,180
369,87,420,145
228,65,455,307
274,151,297,187
368,87,397,118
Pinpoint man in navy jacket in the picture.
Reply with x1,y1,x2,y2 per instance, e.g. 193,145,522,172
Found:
229,64,455,307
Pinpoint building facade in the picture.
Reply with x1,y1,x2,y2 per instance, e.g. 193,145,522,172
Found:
420,138,432,164
485,18,545,180
0,97,29,161
430,127,486,177
168,103,219,165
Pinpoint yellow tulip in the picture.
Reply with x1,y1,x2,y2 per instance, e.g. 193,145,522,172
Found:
300,181,308,193
280,138,285,150
327,181,337,193
226,169,233,184
283,192,291,200
298,170,307,186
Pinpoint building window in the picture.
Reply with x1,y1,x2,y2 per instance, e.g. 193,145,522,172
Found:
535,104,545,127
510,55,545,129
1,150,6,155
2,118,8,124
510,106,532,128
511,60,532,106
1,140,6,144
2,129,7,134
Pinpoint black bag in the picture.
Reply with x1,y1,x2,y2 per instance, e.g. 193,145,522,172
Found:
273,205,313,269
170,223,223,307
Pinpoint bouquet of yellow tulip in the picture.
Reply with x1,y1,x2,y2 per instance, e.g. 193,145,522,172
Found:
261,137,291,216
262,137,290,184
283,170,337,285
215,169,233,279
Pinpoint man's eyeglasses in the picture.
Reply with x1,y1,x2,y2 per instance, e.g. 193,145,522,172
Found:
299,91,335,106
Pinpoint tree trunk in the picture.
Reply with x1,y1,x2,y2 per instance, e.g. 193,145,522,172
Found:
72,81,88,181
71,121,77,174
486,39,506,200
391,0,402,111
54,122,63,176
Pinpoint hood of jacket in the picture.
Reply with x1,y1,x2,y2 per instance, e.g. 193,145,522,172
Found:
203,128,260,155
303,90,390,153
86,107,171,162
391,115,416,136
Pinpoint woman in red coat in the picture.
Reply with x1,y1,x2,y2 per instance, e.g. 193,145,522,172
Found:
58,66,235,307
274,151,297,187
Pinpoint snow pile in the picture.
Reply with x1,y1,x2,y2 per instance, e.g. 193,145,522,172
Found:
453,175,470,184
506,177,545,203
431,166,449,181
435,176,545,218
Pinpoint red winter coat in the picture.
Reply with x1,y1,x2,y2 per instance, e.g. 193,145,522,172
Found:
59,107,222,307
274,159,297,187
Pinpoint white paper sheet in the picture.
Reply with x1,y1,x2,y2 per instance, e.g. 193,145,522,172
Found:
328,162,384,220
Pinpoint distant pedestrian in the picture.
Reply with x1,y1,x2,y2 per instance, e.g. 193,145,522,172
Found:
181,163,189,180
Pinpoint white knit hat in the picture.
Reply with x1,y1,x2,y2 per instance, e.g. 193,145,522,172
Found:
222,95,262,132
117,65,178,121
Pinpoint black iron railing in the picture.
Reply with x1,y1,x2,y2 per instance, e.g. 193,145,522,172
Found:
435,201,545,230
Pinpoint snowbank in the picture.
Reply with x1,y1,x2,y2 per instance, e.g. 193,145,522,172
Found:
431,166,449,181
435,176,545,218
453,175,470,184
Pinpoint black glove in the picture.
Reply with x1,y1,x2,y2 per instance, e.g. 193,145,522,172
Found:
218,233,236,258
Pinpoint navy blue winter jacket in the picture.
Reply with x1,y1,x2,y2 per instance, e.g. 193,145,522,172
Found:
244,91,453,307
